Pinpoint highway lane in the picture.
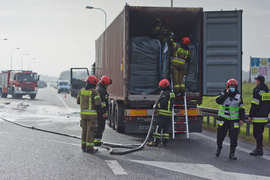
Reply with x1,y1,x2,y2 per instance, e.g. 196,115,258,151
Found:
0,86,270,179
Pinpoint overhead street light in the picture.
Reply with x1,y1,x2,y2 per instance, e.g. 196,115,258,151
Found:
21,53,29,70
29,58,36,70
86,6,107,30
11,48,20,70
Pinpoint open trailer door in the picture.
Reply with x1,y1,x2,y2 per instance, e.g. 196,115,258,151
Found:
203,10,242,96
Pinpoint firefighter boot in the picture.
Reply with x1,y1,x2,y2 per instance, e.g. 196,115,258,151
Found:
215,147,222,157
86,148,99,153
147,142,158,147
229,147,237,160
94,139,102,146
250,147,263,156
147,138,160,147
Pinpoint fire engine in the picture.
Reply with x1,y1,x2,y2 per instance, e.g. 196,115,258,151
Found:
0,70,39,99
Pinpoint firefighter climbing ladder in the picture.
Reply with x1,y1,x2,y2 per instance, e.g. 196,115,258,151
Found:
172,94,190,139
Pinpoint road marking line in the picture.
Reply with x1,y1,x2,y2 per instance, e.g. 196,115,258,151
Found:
0,132,10,135
132,160,270,180
105,160,128,175
56,93,69,108
194,133,270,161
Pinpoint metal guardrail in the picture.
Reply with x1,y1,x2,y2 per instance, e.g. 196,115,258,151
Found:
198,107,270,142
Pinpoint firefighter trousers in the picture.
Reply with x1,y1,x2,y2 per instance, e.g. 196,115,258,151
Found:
253,123,266,148
80,118,97,151
217,120,239,151
172,61,185,93
152,115,171,144
94,113,106,141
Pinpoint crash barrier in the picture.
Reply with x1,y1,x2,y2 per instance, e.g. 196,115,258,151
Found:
198,107,270,142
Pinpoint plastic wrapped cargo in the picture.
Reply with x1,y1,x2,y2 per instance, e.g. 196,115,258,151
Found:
185,44,199,92
129,37,161,95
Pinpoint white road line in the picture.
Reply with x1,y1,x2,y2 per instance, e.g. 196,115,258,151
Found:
132,160,270,180
0,132,10,135
56,93,69,109
105,160,128,175
194,133,270,161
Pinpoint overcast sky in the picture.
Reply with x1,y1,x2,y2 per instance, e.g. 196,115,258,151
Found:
1,0,270,77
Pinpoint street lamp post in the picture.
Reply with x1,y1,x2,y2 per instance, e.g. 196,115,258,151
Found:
21,53,29,70
86,6,107,30
11,48,20,70
28,58,36,70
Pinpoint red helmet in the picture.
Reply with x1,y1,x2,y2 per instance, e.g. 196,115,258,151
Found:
226,78,238,88
159,79,170,88
181,37,190,45
87,75,98,85
100,75,112,85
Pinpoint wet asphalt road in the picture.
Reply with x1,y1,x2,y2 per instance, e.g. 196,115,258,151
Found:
0,86,270,180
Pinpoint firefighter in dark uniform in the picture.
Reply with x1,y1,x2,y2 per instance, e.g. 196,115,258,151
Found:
171,37,191,95
94,75,113,146
153,17,172,42
248,75,270,156
147,79,175,147
77,75,102,153
215,78,245,160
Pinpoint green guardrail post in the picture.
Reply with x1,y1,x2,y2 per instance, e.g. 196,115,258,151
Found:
213,116,216,127
246,123,250,136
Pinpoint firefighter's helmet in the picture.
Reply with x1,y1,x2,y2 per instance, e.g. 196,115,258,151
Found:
87,75,98,85
226,78,238,88
100,75,112,85
159,79,170,88
181,37,190,45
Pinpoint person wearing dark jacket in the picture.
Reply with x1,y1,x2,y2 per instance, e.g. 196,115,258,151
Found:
147,79,175,147
215,78,245,160
94,76,112,146
248,75,270,156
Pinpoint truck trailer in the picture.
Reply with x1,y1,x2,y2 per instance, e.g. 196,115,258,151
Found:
94,5,242,133
0,70,39,99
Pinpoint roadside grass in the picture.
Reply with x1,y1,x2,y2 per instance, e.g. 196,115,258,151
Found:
202,117,270,148
200,82,270,148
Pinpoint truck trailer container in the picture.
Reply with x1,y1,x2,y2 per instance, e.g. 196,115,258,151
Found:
94,5,242,133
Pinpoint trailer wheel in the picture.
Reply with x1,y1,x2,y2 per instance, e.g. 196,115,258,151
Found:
114,103,125,133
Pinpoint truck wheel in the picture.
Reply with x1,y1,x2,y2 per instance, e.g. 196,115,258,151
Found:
114,103,125,133
11,89,17,99
0,89,7,98
17,95,22,99
30,94,36,99
108,100,113,127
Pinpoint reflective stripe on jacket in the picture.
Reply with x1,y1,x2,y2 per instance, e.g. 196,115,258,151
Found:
172,42,190,62
77,88,102,118
216,92,245,123
249,83,270,124
157,90,175,117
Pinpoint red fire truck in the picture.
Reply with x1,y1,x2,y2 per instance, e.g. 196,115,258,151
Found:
0,70,39,99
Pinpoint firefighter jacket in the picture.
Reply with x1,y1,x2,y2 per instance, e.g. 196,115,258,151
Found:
249,83,270,124
216,90,245,126
97,82,109,115
77,88,102,119
157,89,175,117
171,42,190,65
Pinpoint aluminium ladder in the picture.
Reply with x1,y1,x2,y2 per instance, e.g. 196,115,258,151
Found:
172,93,190,139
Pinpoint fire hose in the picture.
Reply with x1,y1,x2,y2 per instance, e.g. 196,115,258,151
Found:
0,93,162,155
